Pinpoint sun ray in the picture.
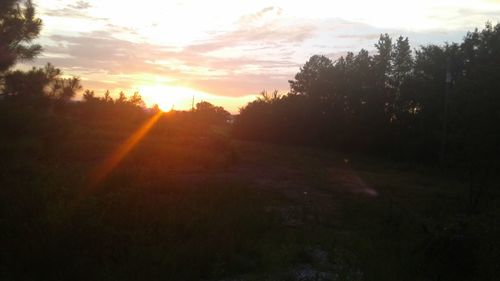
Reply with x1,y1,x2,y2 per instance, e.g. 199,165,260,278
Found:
88,111,163,189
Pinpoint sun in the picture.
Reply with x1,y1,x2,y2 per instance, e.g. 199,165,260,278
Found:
136,83,255,114
138,85,202,112
155,94,178,112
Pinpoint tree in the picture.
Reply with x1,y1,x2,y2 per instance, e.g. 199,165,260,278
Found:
83,90,96,102
116,91,127,104
0,0,42,74
451,23,500,210
194,101,230,125
372,34,396,126
289,55,334,99
387,36,414,123
3,63,59,100
391,36,413,91
50,76,82,101
129,91,145,107
373,34,392,87
256,90,282,103
102,90,113,103
3,63,81,102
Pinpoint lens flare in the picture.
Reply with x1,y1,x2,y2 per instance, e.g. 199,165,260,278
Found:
88,111,163,189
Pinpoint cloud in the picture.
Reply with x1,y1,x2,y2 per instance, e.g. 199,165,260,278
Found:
186,9,316,54
41,32,167,74
188,73,290,97
68,1,92,10
337,34,381,41
323,51,349,61
43,1,103,20
33,28,300,97
237,6,283,26
185,25,315,55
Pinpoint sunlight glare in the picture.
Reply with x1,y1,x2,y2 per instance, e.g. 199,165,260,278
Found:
88,111,163,189
138,85,201,111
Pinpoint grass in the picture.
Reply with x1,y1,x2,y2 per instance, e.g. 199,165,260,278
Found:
1,124,499,281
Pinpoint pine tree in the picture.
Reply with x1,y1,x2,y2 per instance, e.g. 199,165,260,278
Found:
0,0,42,73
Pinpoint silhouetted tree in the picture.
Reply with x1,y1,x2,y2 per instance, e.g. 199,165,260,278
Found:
373,34,392,88
50,76,82,101
116,91,127,104
194,101,230,125
289,55,334,99
3,63,59,101
0,0,42,74
103,90,113,103
3,63,81,105
83,90,96,102
391,36,413,91
236,23,500,167
390,36,414,123
129,91,145,107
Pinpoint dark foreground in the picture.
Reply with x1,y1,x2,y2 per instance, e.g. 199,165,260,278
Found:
1,124,499,281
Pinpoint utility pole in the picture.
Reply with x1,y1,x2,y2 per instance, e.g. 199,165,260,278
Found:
440,57,452,165
191,95,194,111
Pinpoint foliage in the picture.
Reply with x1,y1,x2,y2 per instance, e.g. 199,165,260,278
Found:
2,63,82,103
0,0,42,74
235,23,500,171
193,101,231,125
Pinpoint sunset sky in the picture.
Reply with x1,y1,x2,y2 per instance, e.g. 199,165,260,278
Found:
26,0,500,112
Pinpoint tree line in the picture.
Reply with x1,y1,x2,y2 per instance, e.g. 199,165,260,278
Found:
234,23,500,175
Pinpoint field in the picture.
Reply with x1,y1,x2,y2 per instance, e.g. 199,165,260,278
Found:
1,119,499,281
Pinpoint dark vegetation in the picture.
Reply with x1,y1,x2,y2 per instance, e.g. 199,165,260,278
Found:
234,27,500,169
1,1,499,280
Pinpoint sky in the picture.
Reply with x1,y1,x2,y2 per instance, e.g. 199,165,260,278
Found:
25,0,500,112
